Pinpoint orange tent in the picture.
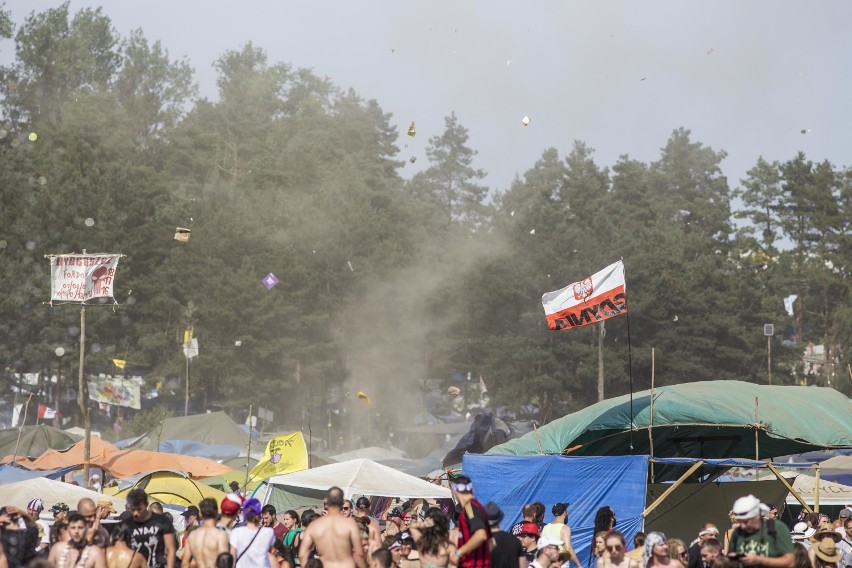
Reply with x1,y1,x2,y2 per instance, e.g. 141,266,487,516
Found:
26,437,119,470
100,449,231,479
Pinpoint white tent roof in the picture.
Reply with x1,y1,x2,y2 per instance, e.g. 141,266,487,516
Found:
331,446,406,462
786,473,852,506
265,458,451,500
0,477,124,511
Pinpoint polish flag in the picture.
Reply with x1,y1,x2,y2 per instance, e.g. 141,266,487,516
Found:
37,404,58,420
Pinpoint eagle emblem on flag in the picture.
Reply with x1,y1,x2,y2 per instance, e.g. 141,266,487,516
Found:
573,277,594,301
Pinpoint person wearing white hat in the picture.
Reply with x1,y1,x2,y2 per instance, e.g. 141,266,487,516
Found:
727,495,794,568
532,535,563,568
89,474,102,493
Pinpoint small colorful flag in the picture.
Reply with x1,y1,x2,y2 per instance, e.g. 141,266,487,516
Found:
112,359,126,370
38,404,58,420
407,121,416,137
542,260,627,331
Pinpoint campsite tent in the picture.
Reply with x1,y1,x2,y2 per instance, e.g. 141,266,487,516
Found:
100,449,232,479
786,474,852,506
0,477,123,510
107,470,228,507
817,456,852,487
0,425,79,460
24,437,119,470
257,458,451,512
127,411,249,451
488,381,852,480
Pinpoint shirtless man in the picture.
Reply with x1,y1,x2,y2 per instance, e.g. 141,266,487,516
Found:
181,498,230,568
299,486,367,568
354,497,382,552
49,512,107,568
106,527,146,568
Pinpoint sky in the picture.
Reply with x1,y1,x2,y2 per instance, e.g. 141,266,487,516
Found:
2,1,851,199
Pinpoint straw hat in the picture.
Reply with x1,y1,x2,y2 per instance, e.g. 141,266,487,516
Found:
813,539,842,564
813,523,841,543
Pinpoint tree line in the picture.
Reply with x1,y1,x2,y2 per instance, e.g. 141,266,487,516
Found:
0,3,848,437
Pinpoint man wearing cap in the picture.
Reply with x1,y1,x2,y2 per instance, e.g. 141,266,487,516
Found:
355,497,382,550
219,493,244,533
52,503,70,524
451,476,491,568
727,494,793,568
179,505,200,554
686,524,719,568
397,530,419,568
181,498,229,568
385,508,404,539
485,502,527,568
531,536,563,568
299,486,367,568
518,522,540,564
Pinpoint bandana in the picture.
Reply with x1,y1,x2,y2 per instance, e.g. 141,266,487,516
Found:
450,482,473,493
643,531,666,568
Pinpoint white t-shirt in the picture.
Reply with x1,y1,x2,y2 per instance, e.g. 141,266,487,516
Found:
229,525,275,568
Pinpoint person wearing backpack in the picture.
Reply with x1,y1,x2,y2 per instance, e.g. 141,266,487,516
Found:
726,495,794,568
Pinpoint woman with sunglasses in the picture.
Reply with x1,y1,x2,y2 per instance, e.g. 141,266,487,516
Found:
597,531,640,568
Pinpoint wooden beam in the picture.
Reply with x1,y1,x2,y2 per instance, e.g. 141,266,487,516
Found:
764,462,812,514
643,461,704,518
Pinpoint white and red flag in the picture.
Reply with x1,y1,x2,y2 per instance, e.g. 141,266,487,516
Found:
541,260,627,331
37,404,58,420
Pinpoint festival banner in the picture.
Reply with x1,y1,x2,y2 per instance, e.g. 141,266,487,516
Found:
249,432,309,480
37,404,58,420
541,260,628,331
87,376,141,409
49,254,120,302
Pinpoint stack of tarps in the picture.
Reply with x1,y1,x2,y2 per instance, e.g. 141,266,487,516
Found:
256,458,451,512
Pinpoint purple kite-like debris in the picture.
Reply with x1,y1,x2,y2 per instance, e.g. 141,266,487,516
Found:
262,273,279,289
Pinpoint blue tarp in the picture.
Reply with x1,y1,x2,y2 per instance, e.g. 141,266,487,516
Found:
463,454,648,568
0,464,77,484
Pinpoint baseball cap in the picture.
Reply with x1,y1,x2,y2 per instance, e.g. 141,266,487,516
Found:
399,530,413,542
732,495,761,520
388,507,403,519
27,498,44,512
51,503,70,514
839,508,852,520
181,505,200,518
538,535,564,550
221,493,244,516
520,522,540,537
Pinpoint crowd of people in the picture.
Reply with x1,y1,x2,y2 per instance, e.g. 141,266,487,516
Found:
0,476,849,568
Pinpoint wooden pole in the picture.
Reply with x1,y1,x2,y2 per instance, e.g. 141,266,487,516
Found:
244,404,253,491
649,348,655,483
597,321,605,402
643,461,704,517
814,463,820,513
80,303,91,485
767,336,772,385
754,397,759,481
184,355,190,417
765,462,812,514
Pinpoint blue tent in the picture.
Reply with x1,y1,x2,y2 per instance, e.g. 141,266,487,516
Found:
463,454,648,567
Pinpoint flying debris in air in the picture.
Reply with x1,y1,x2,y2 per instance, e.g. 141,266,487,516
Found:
347,260,354,272
447,386,461,396
706,48,714,55
407,121,416,137
800,129,811,134
640,77,647,81
529,228,536,235
235,340,242,346
174,227,191,242
357,391,372,404
409,156,417,163
521,116,530,126
262,273,279,290
673,315,679,322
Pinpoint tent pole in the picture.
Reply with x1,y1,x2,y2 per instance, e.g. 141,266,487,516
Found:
532,423,543,454
624,259,635,454
244,404,253,491
12,393,34,463
764,462,811,514
754,397,759,481
642,460,703,517
649,348,655,483
813,463,820,513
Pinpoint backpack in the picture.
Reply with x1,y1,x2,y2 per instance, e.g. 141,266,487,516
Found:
728,520,778,554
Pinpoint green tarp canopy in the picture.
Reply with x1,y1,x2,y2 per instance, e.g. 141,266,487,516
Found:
488,381,852,471
0,425,80,460
128,411,248,450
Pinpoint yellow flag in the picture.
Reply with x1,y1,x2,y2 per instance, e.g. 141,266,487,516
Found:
356,391,371,404
112,359,126,370
249,432,308,480
183,327,193,345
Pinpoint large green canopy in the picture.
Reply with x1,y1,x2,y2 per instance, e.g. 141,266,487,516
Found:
489,381,852,461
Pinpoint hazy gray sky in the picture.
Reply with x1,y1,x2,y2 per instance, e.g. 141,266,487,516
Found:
3,1,850,195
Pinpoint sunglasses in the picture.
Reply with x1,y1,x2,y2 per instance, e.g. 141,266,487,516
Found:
342,506,352,511
607,545,623,552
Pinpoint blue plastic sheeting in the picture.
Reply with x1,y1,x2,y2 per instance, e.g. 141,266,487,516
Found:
463,454,648,568
0,464,77,484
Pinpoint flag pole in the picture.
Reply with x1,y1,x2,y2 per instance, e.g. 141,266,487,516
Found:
622,257,635,453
